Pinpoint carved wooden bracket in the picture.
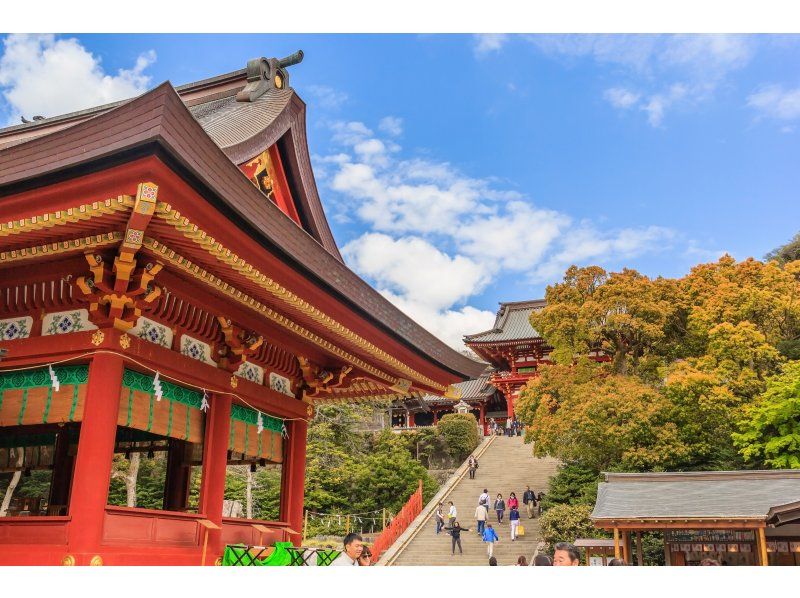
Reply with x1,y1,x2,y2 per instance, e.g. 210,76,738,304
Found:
297,356,352,398
74,182,161,332
216,316,264,371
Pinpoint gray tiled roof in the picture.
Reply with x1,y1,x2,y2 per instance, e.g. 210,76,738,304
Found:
421,374,496,405
189,88,294,149
591,471,800,521
464,299,545,343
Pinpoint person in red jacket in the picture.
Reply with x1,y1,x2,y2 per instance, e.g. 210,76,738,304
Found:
507,492,519,511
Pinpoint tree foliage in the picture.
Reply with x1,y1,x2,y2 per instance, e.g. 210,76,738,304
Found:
520,255,800,554
437,413,479,460
734,361,800,468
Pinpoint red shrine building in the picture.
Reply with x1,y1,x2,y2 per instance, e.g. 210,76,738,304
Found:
0,52,483,565
391,299,553,432
463,300,551,422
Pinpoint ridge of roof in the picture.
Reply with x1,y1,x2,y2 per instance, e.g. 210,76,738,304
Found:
603,470,800,482
0,81,485,382
0,67,247,138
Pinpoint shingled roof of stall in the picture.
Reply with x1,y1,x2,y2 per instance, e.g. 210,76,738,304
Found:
592,470,800,523
0,53,485,383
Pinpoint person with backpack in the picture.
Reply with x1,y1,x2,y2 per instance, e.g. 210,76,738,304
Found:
482,523,500,558
493,493,506,523
468,455,479,479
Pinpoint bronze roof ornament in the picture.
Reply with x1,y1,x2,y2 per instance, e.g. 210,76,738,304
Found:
235,50,304,103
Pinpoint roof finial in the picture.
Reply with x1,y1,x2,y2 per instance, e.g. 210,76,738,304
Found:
235,51,304,103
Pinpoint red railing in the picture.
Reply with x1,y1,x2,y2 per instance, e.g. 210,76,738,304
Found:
371,480,423,562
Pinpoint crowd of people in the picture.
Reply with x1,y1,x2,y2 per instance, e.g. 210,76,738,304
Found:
432,482,544,563
487,417,523,437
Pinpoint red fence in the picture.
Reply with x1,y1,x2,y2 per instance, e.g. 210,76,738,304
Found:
371,480,423,562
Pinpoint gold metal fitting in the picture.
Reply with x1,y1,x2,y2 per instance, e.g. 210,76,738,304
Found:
61,554,76,566
89,555,104,566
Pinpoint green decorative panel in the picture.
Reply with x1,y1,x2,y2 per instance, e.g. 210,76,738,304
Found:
230,403,283,432
0,365,89,391
121,368,203,409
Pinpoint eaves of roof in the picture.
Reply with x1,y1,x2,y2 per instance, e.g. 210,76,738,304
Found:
0,82,485,381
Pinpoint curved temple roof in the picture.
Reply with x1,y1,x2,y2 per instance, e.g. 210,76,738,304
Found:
0,58,485,384
464,299,546,344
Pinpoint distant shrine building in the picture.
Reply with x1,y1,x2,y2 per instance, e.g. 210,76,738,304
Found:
392,300,552,433
0,53,483,565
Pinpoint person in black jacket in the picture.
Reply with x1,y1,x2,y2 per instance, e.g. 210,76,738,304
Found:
493,494,506,523
448,521,469,555
522,486,537,519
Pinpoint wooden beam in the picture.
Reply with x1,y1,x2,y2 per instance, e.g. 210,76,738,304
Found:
757,527,769,566
613,528,621,559
636,531,643,566
622,531,630,564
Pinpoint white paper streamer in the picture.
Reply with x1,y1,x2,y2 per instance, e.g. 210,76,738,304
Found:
48,365,60,392
153,371,163,402
200,390,209,412
257,411,264,434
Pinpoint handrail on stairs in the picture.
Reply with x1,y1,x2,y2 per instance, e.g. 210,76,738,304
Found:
370,479,424,562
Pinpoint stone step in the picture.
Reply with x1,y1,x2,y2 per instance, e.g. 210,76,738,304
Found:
389,436,559,566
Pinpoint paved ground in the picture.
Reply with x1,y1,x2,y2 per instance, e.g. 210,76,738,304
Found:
391,436,559,566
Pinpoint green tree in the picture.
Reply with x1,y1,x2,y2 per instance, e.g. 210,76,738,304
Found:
437,413,479,460
765,232,800,265
539,503,608,549
733,361,800,468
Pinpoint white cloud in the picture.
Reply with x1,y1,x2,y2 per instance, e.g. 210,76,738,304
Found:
641,83,689,127
304,84,349,109
747,84,800,121
473,34,509,56
342,233,490,311
529,34,756,127
604,87,641,109
378,116,403,136
534,225,675,282
320,117,674,349
0,34,155,125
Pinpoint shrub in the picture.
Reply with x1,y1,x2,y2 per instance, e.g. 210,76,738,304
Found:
538,503,608,551
437,413,479,461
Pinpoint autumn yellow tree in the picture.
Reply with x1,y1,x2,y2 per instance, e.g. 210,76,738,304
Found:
530,266,680,375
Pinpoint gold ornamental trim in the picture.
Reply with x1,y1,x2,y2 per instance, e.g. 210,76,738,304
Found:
0,232,124,264
0,196,134,237
61,555,76,566
141,237,400,386
153,204,446,392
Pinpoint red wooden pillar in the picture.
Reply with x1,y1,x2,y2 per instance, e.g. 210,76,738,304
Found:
432,410,439,425
199,392,231,560
408,412,416,427
67,353,124,564
284,418,308,546
505,391,514,419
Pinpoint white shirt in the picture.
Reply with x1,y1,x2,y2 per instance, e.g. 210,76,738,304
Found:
330,551,359,566
448,505,457,518
479,492,489,505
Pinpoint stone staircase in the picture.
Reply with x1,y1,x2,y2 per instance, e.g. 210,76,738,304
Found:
388,436,560,566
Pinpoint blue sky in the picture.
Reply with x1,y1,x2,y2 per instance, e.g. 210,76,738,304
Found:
1,34,799,347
